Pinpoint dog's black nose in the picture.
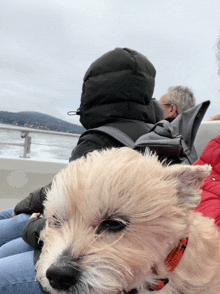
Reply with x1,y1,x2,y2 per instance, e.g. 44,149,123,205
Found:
46,259,81,291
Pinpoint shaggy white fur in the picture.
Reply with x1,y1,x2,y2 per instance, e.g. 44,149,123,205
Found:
36,147,220,294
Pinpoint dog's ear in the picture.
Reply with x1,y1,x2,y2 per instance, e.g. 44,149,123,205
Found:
164,164,211,209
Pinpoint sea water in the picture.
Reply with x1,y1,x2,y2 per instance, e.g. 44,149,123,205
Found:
0,124,79,162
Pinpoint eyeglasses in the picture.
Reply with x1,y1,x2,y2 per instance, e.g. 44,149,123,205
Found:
160,103,171,106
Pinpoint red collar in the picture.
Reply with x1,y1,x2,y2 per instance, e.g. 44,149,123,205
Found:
147,237,188,291
122,238,188,293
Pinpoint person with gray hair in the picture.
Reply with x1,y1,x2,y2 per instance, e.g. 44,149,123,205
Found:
159,86,196,122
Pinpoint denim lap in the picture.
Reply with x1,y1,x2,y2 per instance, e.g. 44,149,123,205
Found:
0,237,33,258
0,209,30,246
0,251,43,294
0,208,14,220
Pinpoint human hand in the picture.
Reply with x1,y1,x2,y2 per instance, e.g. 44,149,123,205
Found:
30,212,41,219
11,212,17,218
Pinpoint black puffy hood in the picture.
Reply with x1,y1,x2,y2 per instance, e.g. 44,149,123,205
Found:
79,47,163,129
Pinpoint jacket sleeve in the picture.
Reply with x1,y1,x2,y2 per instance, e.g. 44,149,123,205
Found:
14,183,52,215
22,217,46,249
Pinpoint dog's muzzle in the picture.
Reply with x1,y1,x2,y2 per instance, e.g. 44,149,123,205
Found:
46,257,81,291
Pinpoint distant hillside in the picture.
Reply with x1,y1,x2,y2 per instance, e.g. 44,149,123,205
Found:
0,111,85,134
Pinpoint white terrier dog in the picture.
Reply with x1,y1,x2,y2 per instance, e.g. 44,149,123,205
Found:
36,148,220,294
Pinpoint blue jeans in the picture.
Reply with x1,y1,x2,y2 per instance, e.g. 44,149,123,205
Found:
0,251,43,294
0,209,33,258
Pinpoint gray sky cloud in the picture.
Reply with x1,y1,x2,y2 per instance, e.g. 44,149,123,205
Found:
1,0,220,125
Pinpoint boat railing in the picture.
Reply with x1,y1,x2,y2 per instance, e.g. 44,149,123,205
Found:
0,121,219,211
1,121,220,158
0,124,80,158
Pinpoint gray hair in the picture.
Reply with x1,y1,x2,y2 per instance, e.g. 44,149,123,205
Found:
166,86,196,114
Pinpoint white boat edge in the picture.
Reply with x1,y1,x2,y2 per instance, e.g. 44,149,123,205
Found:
1,121,220,211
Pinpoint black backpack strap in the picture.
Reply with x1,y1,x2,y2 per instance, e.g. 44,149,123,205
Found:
80,126,135,148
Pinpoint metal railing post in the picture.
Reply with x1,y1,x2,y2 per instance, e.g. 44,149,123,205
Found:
0,125,80,159
21,131,32,158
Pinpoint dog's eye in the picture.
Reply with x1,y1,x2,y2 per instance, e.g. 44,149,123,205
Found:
96,218,128,234
48,215,63,228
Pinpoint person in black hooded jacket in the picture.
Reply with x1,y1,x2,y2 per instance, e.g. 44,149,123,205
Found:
0,47,164,294
14,47,164,216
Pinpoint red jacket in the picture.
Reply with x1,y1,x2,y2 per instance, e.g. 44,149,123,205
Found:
194,135,220,229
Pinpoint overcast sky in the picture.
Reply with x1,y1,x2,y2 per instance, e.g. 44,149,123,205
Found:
1,0,220,125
